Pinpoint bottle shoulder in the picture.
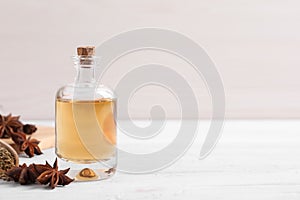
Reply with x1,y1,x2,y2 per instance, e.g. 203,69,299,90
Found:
96,84,116,99
56,84,116,101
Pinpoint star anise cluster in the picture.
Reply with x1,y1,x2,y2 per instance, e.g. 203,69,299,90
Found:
0,113,42,157
5,158,74,189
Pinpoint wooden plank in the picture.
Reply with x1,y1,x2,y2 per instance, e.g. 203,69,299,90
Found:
1,120,300,200
0,126,55,150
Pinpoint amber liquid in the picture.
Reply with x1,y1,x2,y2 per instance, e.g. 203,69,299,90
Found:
56,99,116,163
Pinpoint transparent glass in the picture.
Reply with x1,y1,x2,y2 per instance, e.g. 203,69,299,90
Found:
55,56,117,181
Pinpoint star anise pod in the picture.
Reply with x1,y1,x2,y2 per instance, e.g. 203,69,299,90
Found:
5,163,39,185
35,158,74,189
10,132,42,157
22,124,37,135
20,136,43,158
0,114,23,138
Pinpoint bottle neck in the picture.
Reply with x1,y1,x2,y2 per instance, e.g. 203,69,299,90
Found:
75,66,95,84
73,56,97,85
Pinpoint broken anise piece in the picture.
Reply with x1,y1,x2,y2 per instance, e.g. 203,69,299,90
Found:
0,114,23,138
36,158,74,189
5,163,39,185
79,168,96,178
11,131,27,146
22,124,37,135
105,168,116,174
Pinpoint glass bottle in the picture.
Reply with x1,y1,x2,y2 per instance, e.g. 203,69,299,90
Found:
55,46,117,181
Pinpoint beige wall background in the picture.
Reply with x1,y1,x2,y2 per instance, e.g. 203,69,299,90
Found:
0,0,299,119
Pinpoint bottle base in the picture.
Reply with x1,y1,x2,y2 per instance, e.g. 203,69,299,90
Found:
57,155,116,182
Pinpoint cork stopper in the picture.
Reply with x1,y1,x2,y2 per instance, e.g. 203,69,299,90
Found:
77,46,95,56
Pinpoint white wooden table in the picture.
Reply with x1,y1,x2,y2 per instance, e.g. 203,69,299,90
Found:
1,120,300,200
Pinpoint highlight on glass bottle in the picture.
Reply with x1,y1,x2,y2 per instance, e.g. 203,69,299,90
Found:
55,46,117,181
